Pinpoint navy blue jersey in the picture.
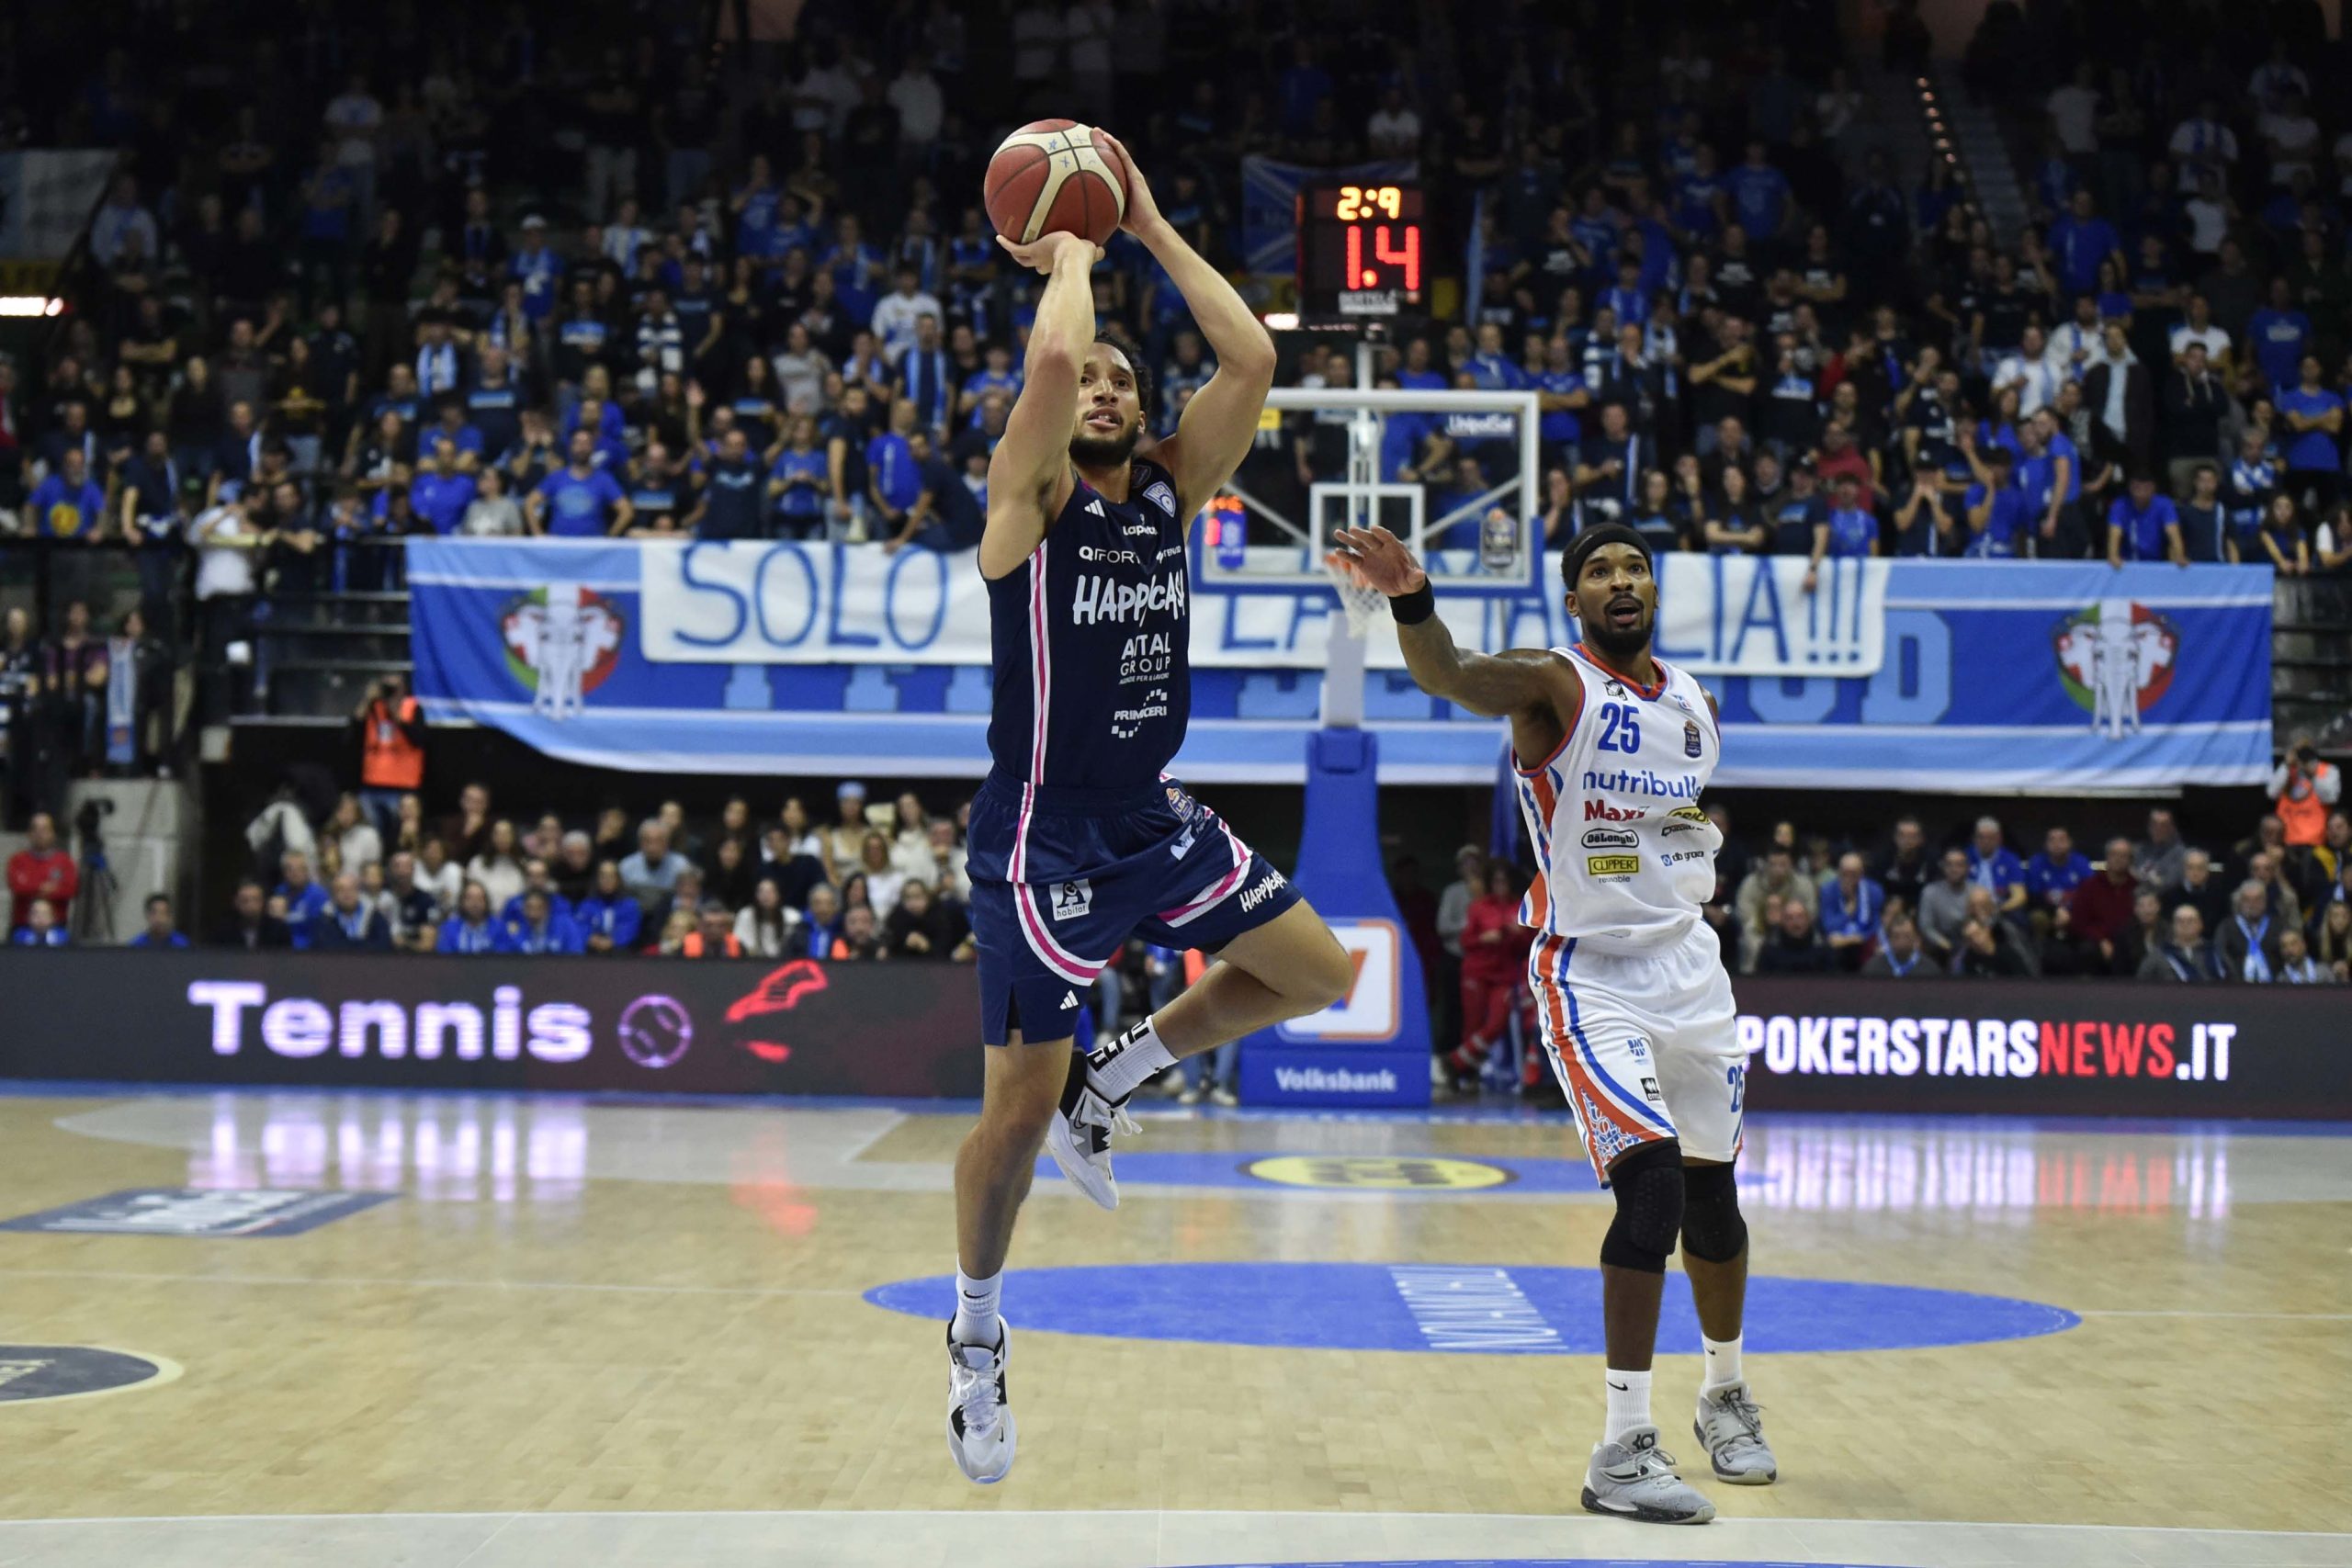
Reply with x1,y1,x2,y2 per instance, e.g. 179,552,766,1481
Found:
985,457,1190,792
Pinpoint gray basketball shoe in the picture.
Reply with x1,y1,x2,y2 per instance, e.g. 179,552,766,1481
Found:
1694,1381,1778,1484
1581,1426,1716,1524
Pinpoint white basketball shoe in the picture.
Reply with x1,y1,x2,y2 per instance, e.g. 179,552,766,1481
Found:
945,1321,1017,1483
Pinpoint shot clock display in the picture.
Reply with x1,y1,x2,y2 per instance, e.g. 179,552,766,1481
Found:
1296,181,1426,319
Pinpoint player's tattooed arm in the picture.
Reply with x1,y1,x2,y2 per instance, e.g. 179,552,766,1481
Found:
981,230,1102,580
1328,525,1581,756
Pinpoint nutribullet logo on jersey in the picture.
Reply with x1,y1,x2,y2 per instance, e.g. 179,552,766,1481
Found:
1071,571,1186,625
1580,767,1701,799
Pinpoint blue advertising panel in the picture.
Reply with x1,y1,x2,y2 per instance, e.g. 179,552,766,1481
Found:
410,541,2271,792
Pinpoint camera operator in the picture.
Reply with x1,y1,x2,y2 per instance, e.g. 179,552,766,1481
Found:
2270,729,2341,862
353,671,425,841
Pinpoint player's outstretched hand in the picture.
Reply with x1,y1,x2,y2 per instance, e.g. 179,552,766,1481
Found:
1095,130,1160,237
1327,525,1429,596
995,231,1102,276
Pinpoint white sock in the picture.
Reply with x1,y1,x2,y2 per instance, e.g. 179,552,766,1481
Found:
1702,1334,1744,1393
1085,1016,1177,1103
951,1265,1002,1346
1603,1367,1652,1445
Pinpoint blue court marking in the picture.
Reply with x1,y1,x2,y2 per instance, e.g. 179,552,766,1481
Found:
866,1261,2079,1355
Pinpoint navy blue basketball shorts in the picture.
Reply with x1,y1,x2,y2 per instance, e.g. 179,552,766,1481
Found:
966,774,1303,1045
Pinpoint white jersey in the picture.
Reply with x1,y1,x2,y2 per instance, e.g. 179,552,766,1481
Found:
1513,644,1722,955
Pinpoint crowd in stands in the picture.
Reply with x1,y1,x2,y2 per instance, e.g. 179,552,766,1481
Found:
11,0,2352,744
198,778,981,963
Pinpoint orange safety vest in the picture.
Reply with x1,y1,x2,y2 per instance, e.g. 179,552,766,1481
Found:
683,930,744,958
2278,761,2337,847
360,697,425,790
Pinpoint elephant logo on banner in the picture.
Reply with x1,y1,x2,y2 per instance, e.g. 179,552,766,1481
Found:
2052,599,2178,739
502,585,625,721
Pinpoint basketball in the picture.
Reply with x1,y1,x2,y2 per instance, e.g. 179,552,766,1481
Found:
983,119,1131,246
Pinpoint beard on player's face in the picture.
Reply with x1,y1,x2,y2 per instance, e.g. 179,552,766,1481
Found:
1572,585,1657,660
1069,411,1141,468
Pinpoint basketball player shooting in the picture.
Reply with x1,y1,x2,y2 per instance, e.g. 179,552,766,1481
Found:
943,132,1354,1484
1329,521,1776,1526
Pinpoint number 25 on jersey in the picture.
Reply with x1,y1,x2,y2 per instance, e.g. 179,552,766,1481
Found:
1594,702,1642,754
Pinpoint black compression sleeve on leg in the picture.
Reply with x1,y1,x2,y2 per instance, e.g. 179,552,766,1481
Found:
1599,1141,1685,1274
1679,1161,1748,1263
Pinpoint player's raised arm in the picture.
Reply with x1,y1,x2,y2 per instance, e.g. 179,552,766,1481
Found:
1329,524,1580,757
1102,134,1277,518
981,230,1102,580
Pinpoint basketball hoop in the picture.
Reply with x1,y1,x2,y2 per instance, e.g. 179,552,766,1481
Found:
1324,551,1389,639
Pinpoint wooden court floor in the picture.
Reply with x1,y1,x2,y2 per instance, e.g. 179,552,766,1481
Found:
0,1089,2345,1567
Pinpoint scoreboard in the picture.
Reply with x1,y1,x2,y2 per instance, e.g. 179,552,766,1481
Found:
1295,181,1426,319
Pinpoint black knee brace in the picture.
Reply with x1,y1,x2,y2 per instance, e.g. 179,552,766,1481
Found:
1599,1141,1685,1274
1679,1160,1748,1263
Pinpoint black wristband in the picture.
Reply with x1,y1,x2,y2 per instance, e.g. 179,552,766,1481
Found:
1389,581,1437,626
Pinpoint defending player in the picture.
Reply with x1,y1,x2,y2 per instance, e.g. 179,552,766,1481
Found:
1329,519,1776,1526
944,137,1354,1484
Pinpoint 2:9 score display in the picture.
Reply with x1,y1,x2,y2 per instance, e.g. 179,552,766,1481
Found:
1332,184,1407,221
1297,181,1427,318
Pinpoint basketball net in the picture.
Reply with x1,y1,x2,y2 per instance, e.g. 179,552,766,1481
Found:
1324,552,1389,640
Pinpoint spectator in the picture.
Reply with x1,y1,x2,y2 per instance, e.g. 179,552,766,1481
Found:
1735,846,1818,972
1448,861,1534,1087
1858,910,1929,976
831,903,882,960
1872,816,1932,914
797,882,846,959
1756,897,1835,973
2308,901,2350,981
2025,827,2094,912
276,849,332,950
825,782,875,881
353,675,425,839
503,887,584,954
327,792,383,875
7,811,78,931
2134,808,2187,888
435,881,501,954
1951,909,2031,977
551,832,598,904
465,819,526,912
225,880,292,950
618,819,693,906
129,893,189,949
313,872,391,950
577,863,644,955
2066,838,2143,972
680,902,748,958
883,877,972,961
2275,926,2333,983
2245,851,2305,937
2111,888,2166,977
1916,847,1973,964
2140,906,2224,981
382,851,439,951
855,829,906,919
736,880,798,958
11,897,69,947
1815,852,1884,971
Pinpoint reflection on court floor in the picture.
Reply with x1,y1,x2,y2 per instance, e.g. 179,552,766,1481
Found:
0,1089,2344,1567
